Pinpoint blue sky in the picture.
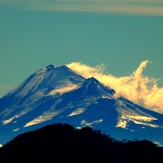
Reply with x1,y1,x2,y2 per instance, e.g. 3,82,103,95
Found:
0,0,163,98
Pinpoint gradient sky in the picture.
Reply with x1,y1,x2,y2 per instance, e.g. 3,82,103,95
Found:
0,0,163,97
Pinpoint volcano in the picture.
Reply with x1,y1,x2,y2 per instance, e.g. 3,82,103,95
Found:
0,65,163,145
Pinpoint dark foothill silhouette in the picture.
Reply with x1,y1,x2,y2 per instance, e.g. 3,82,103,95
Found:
0,123,163,163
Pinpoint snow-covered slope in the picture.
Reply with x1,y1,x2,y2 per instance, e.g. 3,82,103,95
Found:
0,65,163,145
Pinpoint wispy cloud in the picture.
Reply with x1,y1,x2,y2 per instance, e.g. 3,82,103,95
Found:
0,0,163,16
67,60,163,114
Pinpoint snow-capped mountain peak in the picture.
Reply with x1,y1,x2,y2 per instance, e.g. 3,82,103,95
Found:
0,65,85,105
79,77,115,97
0,64,163,146
46,64,55,70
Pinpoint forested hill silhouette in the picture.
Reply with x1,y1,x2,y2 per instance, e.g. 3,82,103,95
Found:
0,123,163,163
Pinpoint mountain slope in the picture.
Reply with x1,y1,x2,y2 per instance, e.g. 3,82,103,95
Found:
0,65,84,106
0,64,163,145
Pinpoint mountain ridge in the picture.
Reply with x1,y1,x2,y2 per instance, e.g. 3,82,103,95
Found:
1,123,163,163
0,64,163,145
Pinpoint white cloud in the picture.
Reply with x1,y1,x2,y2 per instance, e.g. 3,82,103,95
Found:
67,61,163,114
0,0,163,16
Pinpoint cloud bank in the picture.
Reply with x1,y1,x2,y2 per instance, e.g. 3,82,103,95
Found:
0,0,163,16
67,60,163,114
